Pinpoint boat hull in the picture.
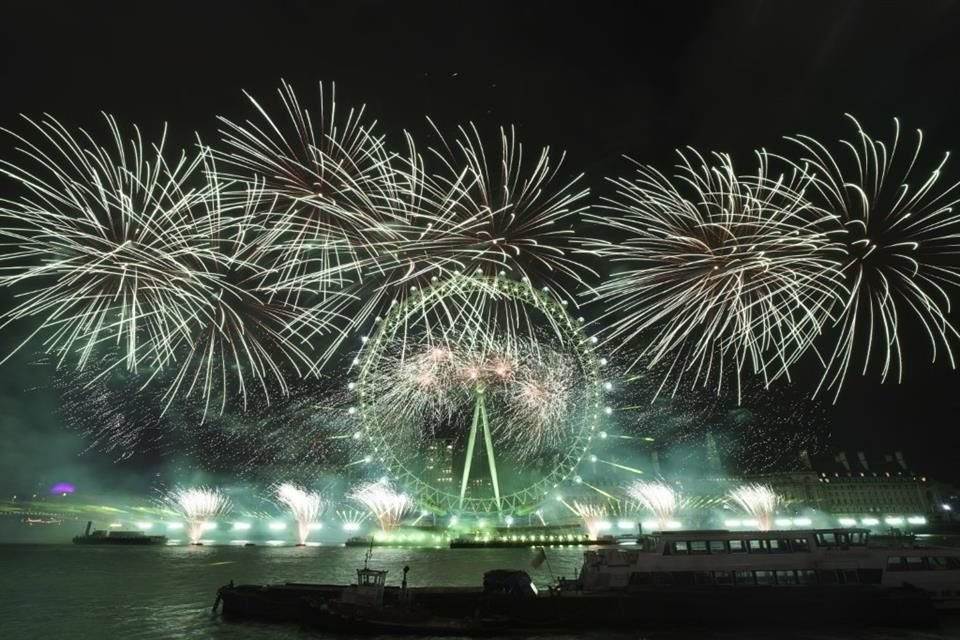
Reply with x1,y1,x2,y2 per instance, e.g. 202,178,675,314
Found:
216,582,937,631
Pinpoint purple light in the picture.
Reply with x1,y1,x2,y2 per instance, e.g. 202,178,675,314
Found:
50,483,75,494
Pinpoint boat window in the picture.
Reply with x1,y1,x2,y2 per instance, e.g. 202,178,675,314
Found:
948,557,960,570
748,539,766,553
906,556,927,570
734,570,755,585
709,540,726,553
754,570,775,585
887,557,907,571
928,557,949,571
797,570,817,585
689,540,708,554
767,539,791,553
714,570,733,585
817,570,838,584
791,538,810,552
815,532,838,546
848,532,867,546
673,541,688,554
694,571,713,585
840,570,859,584
775,570,797,585
729,540,745,553
836,532,849,546
857,568,882,584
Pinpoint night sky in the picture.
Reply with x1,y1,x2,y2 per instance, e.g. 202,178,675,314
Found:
1,0,959,493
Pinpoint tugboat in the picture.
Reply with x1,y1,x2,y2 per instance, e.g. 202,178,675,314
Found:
302,549,510,634
72,521,168,546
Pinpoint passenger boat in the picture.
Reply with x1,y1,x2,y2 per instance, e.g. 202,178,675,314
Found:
579,527,960,613
72,521,168,545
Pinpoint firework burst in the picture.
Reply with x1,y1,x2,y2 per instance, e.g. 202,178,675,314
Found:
348,479,414,532
628,480,680,530
275,482,327,544
780,115,960,399
727,483,779,531
0,115,216,376
582,150,838,401
165,486,232,543
363,335,581,461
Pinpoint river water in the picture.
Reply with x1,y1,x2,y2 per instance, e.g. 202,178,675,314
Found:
0,543,957,639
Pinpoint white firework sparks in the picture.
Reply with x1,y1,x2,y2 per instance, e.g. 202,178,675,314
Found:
166,486,233,543
363,335,580,461
628,480,680,530
581,150,838,401
348,479,414,532
0,115,217,375
275,482,327,545
781,115,960,399
569,500,609,539
727,483,780,531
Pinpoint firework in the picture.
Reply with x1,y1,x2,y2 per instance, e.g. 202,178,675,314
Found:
275,482,326,545
569,500,610,539
0,115,345,417
582,150,838,401
362,335,582,462
166,486,232,543
628,480,680,530
0,115,216,375
780,115,960,399
348,479,414,531
217,83,594,365
727,483,779,531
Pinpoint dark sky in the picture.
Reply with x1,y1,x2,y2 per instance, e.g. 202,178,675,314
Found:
1,0,958,489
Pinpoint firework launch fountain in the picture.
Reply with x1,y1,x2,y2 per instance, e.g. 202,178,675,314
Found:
349,479,414,532
275,483,326,545
728,484,780,531
167,487,232,544
628,480,680,531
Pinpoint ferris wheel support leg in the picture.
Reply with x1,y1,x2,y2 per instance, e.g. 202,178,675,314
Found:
478,394,502,511
458,396,483,510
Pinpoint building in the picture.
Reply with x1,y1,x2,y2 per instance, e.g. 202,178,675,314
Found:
749,450,947,522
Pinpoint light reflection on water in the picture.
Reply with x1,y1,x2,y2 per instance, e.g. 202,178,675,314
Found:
0,544,957,640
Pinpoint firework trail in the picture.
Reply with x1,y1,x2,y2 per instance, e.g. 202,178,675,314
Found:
215,83,594,370
0,116,344,418
0,115,216,375
581,150,838,401
728,483,779,531
628,480,680,530
348,479,414,532
275,482,327,545
780,115,960,399
166,486,232,543
569,500,609,539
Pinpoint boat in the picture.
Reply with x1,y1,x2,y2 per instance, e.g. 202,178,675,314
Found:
72,521,168,546
578,527,960,613
214,527,950,631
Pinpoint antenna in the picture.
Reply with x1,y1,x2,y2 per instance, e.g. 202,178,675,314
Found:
363,535,374,569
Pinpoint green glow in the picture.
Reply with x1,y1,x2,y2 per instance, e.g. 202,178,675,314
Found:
596,458,646,475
